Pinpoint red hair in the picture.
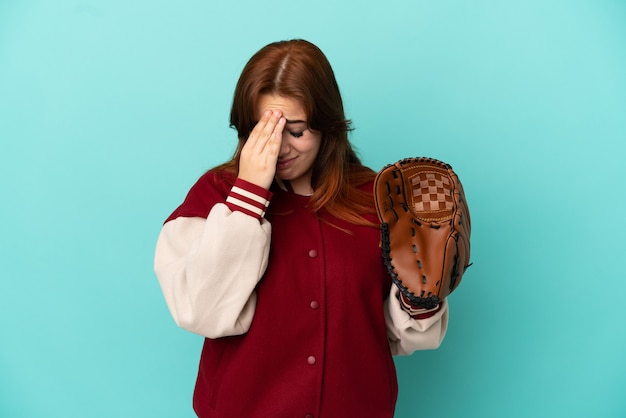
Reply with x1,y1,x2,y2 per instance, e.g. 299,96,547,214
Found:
217,39,375,226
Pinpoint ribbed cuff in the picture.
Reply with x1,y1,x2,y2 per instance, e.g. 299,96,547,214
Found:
399,292,442,319
225,178,272,220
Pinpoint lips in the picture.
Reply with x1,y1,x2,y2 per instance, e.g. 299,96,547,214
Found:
277,157,296,170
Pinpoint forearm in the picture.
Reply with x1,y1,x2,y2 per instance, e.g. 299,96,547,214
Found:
385,285,449,355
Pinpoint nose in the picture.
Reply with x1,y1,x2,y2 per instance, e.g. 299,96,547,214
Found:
279,132,291,156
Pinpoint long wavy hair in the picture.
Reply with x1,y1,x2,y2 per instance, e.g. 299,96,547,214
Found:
216,39,376,226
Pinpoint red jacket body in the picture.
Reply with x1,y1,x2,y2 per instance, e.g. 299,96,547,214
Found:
157,171,447,417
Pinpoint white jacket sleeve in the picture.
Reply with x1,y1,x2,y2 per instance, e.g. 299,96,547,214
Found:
154,203,271,339
385,285,449,355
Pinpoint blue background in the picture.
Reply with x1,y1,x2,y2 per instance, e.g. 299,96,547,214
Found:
1,1,625,417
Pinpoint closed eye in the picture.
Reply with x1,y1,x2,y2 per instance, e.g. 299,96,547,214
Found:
289,131,304,138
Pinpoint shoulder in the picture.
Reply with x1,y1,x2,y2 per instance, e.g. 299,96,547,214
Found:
198,169,237,192
356,179,375,194
350,164,376,191
165,169,237,222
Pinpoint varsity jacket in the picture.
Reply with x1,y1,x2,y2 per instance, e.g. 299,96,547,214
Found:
154,170,449,418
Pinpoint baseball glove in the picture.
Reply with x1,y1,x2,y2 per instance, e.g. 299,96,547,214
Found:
374,157,471,309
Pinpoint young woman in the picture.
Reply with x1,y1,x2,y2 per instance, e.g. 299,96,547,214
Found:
154,39,448,417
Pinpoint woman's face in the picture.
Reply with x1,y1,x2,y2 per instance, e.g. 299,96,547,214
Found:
256,94,322,195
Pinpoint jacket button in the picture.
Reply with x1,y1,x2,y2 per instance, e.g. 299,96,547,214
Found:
310,301,319,310
308,249,318,258
307,356,316,365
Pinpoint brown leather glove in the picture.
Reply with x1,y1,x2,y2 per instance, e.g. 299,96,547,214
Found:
374,157,471,309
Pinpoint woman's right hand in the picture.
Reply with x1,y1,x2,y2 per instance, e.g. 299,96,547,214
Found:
238,110,286,190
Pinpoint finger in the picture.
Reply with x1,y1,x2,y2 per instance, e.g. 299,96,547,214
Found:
263,116,285,152
259,110,284,142
261,126,283,170
253,117,283,162
247,111,283,156
245,111,282,156
246,110,273,147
